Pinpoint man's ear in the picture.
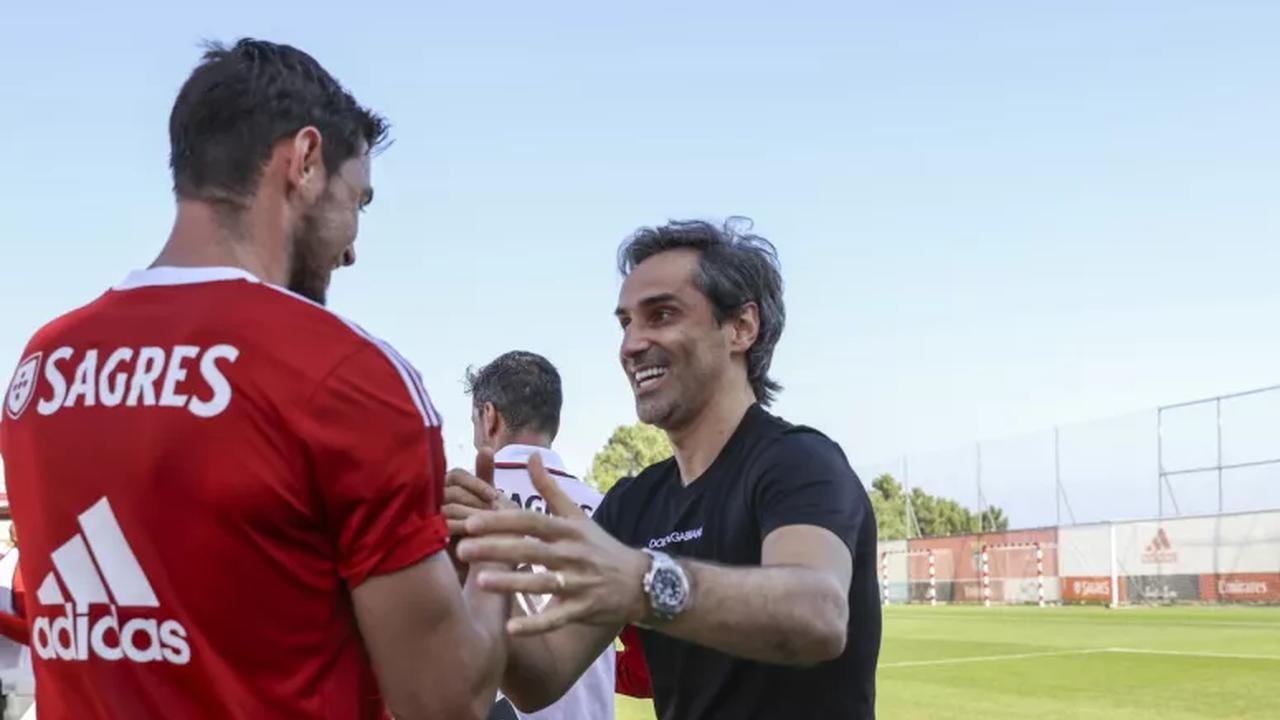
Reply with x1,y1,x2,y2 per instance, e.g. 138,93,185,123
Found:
482,402,503,439
286,126,326,201
728,302,761,354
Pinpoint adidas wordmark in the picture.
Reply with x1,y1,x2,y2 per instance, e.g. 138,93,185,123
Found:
31,497,190,665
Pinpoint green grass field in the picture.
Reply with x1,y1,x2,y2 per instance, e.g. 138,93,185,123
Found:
615,604,1280,719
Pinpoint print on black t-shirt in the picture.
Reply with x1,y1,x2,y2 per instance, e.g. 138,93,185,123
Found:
592,405,881,720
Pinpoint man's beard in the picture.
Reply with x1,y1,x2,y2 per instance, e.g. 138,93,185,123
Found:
635,359,710,431
286,208,333,305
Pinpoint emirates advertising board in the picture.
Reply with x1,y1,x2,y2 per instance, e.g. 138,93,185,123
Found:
1060,510,1280,603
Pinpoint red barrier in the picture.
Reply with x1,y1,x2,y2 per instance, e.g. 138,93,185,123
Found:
1198,573,1280,603
1061,576,1126,603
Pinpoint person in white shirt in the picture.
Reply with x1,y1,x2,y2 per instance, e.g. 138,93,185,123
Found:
0,525,35,720
462,351,615,720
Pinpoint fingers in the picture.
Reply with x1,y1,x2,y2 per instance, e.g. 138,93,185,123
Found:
445,467,501,505
507,597,594,635
528,453,589,519
463,508,579,540
476,448,495,485
455,535,565,567
445,484,492,510
492,493,519,511
475,568,576,595
444,503,487,536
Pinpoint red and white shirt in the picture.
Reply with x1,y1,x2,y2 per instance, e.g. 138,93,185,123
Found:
490,445,615,720
0,266,448,719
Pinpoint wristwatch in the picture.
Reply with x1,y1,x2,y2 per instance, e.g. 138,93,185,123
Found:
640,549,691,623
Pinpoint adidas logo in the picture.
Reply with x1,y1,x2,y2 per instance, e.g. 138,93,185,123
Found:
1141,528,1178,564
31,497,190,665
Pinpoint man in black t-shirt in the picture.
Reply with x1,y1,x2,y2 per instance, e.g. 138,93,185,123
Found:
451,219,881,719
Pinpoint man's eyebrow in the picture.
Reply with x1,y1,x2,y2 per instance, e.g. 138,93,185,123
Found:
614,293,679,317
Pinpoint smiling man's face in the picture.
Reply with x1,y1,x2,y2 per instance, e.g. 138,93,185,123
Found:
615,249,735,430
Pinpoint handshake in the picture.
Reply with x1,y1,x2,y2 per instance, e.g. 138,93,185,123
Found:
442,451,651,635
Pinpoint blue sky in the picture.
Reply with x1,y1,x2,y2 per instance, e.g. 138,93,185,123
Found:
2,1,1278,526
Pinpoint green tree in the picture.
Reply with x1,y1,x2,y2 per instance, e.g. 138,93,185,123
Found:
585,423,672,494
911,489,980,537
979,505,1010,532
868,473,1012,539
869,473,909,540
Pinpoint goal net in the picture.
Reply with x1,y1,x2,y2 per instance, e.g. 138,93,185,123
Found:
980,542,1059,606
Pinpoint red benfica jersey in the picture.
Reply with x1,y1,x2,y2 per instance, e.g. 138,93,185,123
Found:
0,266,448,719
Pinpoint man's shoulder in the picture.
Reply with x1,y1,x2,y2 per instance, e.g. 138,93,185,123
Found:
630,456,677,489
492,466,601,502
199,279,392,363
13,275,432,418
147,279,428,403
24,274,379,366
556,474,604,508
594,457,675,525
19,290,115,352
740,410,865,496
752,408,846,459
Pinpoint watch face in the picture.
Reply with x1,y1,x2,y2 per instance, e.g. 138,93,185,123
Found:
651,566,687,612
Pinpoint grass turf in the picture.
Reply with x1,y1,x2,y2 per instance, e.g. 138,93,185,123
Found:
614,604,1280,719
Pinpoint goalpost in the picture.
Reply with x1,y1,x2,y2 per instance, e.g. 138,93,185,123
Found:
881,547,957,605
879,540,1061,606
881,549,940,606
980,541,1058,607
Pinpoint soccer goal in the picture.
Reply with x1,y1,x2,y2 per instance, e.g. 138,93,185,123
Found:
980,541,1059,606
880,546,961,605
880,548,942,606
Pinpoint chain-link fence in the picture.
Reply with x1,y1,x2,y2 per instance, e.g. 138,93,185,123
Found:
856,384,1280,534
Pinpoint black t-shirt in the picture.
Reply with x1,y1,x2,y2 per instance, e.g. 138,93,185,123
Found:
593,405,881,720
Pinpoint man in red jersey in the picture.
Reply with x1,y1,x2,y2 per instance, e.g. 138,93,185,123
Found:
0,39,511,720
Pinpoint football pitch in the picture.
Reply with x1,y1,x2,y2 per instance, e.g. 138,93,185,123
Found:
615,604,1280,719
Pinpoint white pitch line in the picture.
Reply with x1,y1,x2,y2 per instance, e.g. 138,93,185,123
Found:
880,648,1109,669
1106,647,1280,662
886,610,1280,631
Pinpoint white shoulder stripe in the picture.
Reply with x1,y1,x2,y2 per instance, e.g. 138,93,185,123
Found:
256,284,441,427
368,337,440,428
381,342,441,426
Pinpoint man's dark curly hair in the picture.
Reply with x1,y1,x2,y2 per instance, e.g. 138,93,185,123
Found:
464,351,563,439
168,38,389,205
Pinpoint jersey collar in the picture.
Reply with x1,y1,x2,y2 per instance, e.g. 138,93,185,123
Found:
114,266,262,291
493,444,571,477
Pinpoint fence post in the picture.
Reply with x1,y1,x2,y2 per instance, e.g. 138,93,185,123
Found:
880,551,889,606
1109,522,1119,608
928,550,937,606
981,545,991,607
1054,426,1061,527
976,443,984,532
1216,397,1224,513
1035,542,1045,608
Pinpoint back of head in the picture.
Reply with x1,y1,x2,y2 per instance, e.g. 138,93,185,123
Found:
465,351,563,440
169,38,389,208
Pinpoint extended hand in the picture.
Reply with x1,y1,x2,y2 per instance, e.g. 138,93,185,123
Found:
456,454,650,635
443,449,516,536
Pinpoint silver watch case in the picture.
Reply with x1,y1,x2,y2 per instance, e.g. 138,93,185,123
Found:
641,548,691,621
